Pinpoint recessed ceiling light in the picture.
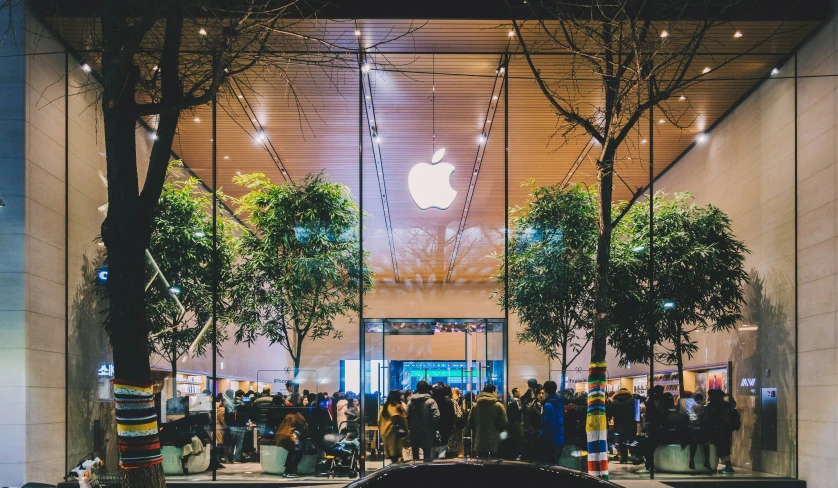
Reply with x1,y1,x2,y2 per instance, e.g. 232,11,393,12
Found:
237,95,243,99
492,95,498,100
194,117,200,122
702,67,711,74
698,133,708,143
658,119,665,124
679,95,687,101
198,28,207,36
660,30,669,38
224,156,229,159
152,65,158,71
508,30,515,37
641,139,647,144
81,63,91,73
734,31,743,38
354,30,361,36
771,67,780,75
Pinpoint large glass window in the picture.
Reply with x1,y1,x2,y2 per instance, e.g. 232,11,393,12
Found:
56,17,801,484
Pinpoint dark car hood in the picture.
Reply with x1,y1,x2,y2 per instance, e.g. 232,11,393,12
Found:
345,459,622,487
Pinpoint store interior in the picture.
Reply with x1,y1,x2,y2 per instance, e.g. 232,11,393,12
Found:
6,5,821,484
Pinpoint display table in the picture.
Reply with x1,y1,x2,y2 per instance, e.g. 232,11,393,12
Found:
654,444,717,473
260,445,317,475
161,443,211,475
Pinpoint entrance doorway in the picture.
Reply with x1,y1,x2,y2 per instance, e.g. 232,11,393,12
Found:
361,318,506,468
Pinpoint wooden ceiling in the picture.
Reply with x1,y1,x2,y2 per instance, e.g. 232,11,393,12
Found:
42,17,820,284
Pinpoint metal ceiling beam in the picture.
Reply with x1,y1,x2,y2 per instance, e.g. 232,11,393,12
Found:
228,78,291,183
31,0,831,22
445,52,509,283
358,28,401,283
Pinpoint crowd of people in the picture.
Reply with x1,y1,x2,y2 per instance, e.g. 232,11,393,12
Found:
375,379,741,475
187,378,741,478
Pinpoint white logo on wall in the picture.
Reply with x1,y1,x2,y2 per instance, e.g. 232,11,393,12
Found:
741,378,756,387
408,148,457,210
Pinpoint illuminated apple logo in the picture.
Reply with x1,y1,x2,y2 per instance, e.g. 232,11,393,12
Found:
408,148,457,210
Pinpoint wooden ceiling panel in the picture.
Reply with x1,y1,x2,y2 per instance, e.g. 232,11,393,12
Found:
41,18,819,283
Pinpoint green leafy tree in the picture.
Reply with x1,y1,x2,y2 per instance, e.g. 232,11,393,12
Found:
230,173,374,379
609,192,749,395
495,182,598,390
144,163,239,397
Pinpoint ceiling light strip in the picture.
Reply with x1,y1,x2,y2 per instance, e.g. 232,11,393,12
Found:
229,79,291,183
359,52,400,283
445,53,508,283
560,136,598,187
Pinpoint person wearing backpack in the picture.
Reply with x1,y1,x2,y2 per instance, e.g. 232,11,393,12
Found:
407,380,440,461
704,388,738,473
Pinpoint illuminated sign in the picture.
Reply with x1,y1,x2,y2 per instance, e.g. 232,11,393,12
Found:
98,363,114,377
408,148,457,210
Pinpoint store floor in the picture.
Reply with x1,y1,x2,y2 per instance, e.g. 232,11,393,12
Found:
607,461,780,479
164,461,350,484
165,459,782,484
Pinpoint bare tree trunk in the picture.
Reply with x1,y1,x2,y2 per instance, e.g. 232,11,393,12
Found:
171,353,178,400
561,340,568,391
100,9,166,484
586,156,615,478
676,328,686,397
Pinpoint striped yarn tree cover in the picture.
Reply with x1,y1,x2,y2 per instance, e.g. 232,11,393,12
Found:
114,380,163,469
586,361,608,479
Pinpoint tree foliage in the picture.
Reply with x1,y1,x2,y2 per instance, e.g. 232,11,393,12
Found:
98,163,239,380
495,182,597,389
144,163,239,369
230,173,373,376
609,192,749,394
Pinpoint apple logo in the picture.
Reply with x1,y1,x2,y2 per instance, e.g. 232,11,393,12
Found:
408,148,457,210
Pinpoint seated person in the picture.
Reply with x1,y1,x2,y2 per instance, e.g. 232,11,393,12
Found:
276,412,309,478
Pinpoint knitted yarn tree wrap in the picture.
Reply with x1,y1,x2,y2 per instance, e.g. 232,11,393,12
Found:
114,380,163,469
586,362,609,479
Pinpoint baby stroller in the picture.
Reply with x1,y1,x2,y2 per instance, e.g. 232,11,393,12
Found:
320,422,360,478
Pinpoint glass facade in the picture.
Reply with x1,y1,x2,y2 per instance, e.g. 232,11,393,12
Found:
4,10,816,485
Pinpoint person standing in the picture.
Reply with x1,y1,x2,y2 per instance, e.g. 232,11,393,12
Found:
705,389,736,473
539,380,565,464
224,390,247,463
378,389,408,464
432,382,455,458
520,379,539,410
607,388,636,464
407,380,440,461
214,393,229,466
467,384,508,458
686,393,710,471
505,388,524,459
637,385,664,474
522,386,544,461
